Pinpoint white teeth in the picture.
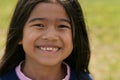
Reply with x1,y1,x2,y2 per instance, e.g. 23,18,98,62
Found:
40,47,58,51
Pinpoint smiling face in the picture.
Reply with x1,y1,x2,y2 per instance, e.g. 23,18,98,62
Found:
21,2,73,66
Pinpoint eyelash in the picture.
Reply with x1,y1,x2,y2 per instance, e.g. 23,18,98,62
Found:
58,25,71,29
33,24,44,27
32,24,70,29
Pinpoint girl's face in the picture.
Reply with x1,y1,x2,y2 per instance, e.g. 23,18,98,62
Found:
21,2,73,66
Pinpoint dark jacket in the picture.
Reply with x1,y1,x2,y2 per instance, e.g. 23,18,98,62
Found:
0,69,92,80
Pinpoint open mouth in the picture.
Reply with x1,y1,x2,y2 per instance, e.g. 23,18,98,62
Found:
40,47,59,51
36,46,61,54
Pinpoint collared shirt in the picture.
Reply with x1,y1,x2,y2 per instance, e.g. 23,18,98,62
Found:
15,62,70,80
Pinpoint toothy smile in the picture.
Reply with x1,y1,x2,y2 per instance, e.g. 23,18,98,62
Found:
36,46,60,53
40,47,59,51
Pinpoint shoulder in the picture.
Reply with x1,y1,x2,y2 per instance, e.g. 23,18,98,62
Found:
0,69,19,80
81,72,93,80
70,69,93,80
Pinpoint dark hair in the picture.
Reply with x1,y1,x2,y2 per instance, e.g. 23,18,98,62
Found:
0,0,91,79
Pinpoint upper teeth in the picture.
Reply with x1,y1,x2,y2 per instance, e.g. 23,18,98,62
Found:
40,47,58,51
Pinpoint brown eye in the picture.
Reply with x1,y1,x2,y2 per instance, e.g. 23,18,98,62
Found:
33,24,44,27
58,25,71,29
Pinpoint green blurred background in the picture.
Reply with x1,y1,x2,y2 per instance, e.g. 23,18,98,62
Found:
0,0,120,80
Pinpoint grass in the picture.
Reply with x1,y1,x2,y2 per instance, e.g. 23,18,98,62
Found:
0,0,17,56
0,0,120,80
80,0,120,80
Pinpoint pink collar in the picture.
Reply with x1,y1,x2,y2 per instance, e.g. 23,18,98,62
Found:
15,62,70,80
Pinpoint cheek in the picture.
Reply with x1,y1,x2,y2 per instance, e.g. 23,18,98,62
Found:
63,35,73,59
22,30,40,49
21,32,40,56
66,31,73,44
63,32,73,50
22,28,40,42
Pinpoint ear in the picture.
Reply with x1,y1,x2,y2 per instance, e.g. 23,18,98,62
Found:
18,41,22,45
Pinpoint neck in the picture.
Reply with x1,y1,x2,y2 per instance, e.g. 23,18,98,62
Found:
21,61,66,80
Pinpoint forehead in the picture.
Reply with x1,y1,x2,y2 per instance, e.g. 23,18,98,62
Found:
33,2,64,13
27,2,69,22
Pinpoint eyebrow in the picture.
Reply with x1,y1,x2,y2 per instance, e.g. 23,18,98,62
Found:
28,18,45,23
28,18,71,24
57,18,70,23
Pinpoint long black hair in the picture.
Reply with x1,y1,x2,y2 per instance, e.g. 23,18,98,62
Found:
0,0,91,79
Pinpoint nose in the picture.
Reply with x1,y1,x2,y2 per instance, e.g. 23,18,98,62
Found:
41,27,59,41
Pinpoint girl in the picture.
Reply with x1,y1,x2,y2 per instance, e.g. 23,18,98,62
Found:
0,0,92,80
